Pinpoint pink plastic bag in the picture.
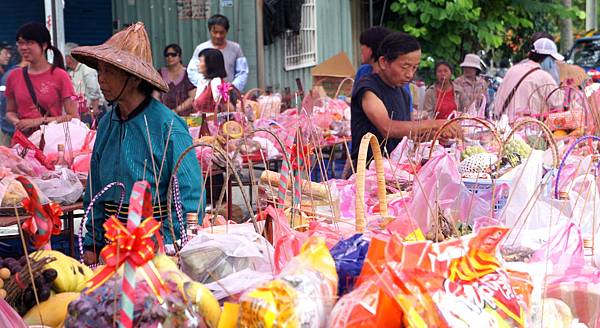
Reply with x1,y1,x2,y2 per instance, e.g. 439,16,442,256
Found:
408,152,491,232
530,221,585,270
267,206,308,273
0,299,27,328
72,153,92,173
546,266,600,328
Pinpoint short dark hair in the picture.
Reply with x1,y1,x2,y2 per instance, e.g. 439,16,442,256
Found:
531,32,554,44
378,32,421,63
359,26,392,60
0,42,10,51
16,22,65,71
527,51,551,63
435,61,453,73
163,43,182,57
208,14,230,31
199,48,227,79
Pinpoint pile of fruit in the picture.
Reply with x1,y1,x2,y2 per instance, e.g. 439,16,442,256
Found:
0,255,57,315
458,145,498,176
460,145,486,161
502,139,532,167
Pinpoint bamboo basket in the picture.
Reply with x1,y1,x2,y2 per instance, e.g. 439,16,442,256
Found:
429,117,506,214
334,77,354,100
428,116,504,163
506,117,560,169
355,133,389,232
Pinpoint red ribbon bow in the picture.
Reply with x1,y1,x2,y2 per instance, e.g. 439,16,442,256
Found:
288,143,313,171
87,215,164,295
16,176,62,249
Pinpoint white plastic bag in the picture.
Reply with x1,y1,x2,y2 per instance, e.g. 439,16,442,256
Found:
568,174,600,235
204,268,274,300
29,119,91,154
179,230,274,284
32,168,84,205
500,150,549,230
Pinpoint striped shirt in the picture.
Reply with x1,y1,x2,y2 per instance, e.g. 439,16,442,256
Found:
83,97,204,251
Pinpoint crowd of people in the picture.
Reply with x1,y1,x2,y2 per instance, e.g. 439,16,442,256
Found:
349,26,583,162
0,14,246,145
0,14,584,261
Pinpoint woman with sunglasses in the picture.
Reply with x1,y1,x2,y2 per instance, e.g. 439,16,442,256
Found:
155,44,196,115
5,22,77,136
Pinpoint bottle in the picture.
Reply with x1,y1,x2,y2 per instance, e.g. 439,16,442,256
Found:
186,213,199,237
55,144,70,171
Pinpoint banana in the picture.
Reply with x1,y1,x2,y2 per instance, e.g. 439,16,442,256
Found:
153,254,222,327
30,250,93,293
22,292,79,327
185,281,222,328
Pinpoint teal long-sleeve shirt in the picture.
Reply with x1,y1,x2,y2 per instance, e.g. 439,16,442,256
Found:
83,97,204,252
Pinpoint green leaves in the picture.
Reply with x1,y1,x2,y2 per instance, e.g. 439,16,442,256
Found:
386,0,584,75
448,34,461,45
407,2,418,12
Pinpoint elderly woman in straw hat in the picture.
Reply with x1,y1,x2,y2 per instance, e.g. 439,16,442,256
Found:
71,23,203,264
454,53,489,111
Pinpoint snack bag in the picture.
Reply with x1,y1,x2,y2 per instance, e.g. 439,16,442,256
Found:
328,271,404,327
238,237,337,327
357,227,527,327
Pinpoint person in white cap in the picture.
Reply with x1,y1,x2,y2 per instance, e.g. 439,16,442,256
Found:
493,37,563,120
454,53,489,112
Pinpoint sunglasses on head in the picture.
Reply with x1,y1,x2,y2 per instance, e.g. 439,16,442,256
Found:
165,52,179,57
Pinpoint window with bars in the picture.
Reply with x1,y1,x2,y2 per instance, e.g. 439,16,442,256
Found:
284,0,317,71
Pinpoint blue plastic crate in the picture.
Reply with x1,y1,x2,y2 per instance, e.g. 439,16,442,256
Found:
462,178,511,214
0,234,75,259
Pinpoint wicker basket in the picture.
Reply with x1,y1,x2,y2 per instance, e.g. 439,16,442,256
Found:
429,117,507,213
355,133,389,232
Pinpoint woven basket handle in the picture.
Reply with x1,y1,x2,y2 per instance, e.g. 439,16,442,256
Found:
427,116,503,161
505,117,559,169
355,133,388,232
554,135,600,199
244,88,266,101
334,77,354,99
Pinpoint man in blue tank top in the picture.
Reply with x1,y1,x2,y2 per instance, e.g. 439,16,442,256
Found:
351,32,461,160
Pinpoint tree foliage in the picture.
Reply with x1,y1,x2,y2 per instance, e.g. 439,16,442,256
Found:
388,0,585,70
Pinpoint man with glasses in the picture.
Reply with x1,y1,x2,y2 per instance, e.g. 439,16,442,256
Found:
187,14,249,92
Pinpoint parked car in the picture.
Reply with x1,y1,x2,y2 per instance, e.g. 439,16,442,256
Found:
567,35,600,82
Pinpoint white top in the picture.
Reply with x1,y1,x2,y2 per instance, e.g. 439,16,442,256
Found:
195,77,223,103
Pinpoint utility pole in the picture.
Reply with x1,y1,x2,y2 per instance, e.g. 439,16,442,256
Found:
256,0,265,89
561,0,574,52
586,0,597,31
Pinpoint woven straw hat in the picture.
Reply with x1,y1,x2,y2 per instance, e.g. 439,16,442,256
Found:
71,22,168,92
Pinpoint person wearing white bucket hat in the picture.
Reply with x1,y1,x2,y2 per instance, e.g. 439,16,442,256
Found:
455,54,489,111
492,37,563,120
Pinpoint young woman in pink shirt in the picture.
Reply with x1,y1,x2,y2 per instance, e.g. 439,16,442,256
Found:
5,22,77,136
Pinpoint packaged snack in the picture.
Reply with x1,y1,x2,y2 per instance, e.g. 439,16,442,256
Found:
238,237,337,328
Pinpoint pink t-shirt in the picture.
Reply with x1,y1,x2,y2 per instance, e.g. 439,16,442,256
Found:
5,67,76,119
